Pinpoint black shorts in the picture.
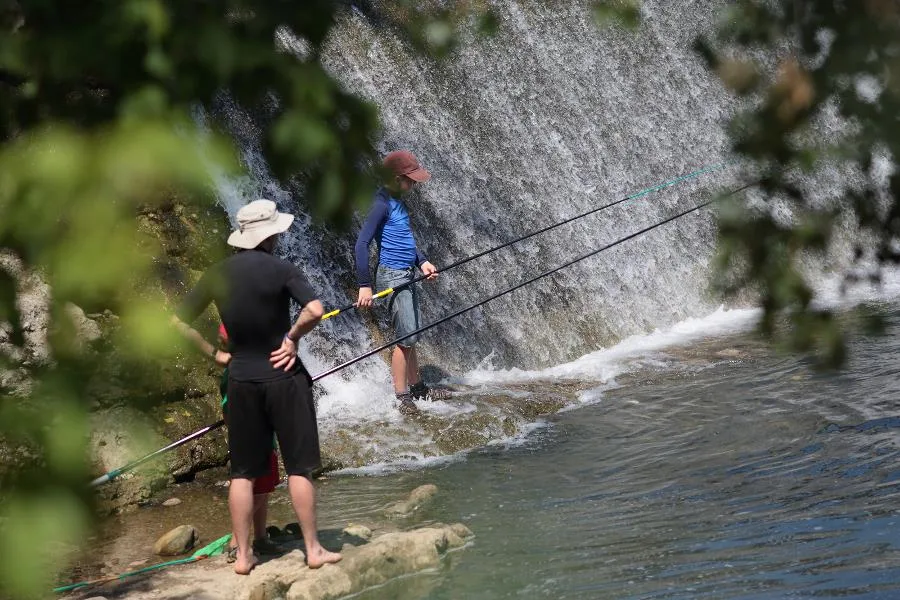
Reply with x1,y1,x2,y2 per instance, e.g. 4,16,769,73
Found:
225,371,320,479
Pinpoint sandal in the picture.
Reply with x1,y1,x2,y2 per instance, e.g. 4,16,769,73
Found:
227,537,280,562
252,537,281,556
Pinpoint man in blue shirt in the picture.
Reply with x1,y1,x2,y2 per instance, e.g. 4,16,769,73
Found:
355,150,449,415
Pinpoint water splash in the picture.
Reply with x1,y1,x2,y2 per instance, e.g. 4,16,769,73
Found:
204,1,769,464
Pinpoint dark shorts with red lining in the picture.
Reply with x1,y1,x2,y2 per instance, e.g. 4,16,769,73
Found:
225,370,320,479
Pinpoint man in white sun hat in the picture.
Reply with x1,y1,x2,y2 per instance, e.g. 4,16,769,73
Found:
172,199,341,575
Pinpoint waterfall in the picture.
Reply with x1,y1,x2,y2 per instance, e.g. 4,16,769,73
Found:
208,0,745,463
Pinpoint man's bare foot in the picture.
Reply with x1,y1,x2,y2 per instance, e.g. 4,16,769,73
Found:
306,546,342,569
233,550,259,575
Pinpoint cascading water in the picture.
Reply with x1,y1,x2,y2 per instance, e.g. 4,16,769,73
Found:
207,0,748,467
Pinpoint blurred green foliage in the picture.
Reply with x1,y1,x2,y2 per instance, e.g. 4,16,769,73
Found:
695,1,900,367
592,1,641,31
0,1,491,597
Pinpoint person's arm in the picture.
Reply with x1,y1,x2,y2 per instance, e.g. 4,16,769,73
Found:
171,269,231,367
415,247,428,270
354,198,388,307
171,316,231,367
415,243,438,280
270,267,324,371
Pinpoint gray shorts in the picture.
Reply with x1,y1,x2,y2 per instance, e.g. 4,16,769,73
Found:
375,264,421,347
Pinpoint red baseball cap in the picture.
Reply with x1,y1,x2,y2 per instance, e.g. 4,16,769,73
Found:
383,150,431,183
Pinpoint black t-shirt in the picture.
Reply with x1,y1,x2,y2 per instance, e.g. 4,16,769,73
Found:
176,249,317,382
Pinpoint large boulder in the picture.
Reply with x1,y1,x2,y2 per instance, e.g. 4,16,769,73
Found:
153,525,199,556
241,523,474,600
95,523,474,600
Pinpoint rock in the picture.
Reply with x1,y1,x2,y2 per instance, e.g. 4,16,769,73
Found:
95,523,474,600
281,524,472,600
162,497,182,507
383,484,438,517
153,525,198,556
90,406,171,515
128,559,149,568
84,596,109,600
341,524,372,540
64,302,102,343
0,250,51,376
715,348,743,358
450,523,473,539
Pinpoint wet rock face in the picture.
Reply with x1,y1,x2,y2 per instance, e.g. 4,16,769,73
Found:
0,251,105,396
1,202,234,514
0,251,52,377
318,384,573,471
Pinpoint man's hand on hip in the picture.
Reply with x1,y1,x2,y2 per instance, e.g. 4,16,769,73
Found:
270,336,297,371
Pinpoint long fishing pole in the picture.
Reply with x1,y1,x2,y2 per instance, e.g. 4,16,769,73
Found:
314,181,755,380
89,420,225,486
90,180,750,487
319,163,726,320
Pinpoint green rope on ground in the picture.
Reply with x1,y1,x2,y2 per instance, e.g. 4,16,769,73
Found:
53,533,232,594
192,532,232,558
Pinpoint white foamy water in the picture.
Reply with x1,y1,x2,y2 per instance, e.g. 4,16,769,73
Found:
460,268,900,394
460,305,760,386
193,0,900,468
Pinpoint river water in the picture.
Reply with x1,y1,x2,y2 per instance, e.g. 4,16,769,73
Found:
345,305,900,599
71,299,900,599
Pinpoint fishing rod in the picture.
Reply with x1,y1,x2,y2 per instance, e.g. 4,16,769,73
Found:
314,181,755,379
90,179,751,488
89,420,226,486
319,162,726,320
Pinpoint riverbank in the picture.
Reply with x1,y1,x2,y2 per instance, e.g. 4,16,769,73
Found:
61,482,472,600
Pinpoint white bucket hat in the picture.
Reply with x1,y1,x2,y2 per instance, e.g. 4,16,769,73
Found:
227,199,294,249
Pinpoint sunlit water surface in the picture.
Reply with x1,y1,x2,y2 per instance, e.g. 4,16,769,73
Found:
72,305,900,599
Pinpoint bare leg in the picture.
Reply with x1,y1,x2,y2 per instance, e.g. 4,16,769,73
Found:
252,493,269,540
405,346,420,387
229,492,269,556
229,478,259,575
391,346,408,394
287,474,341,568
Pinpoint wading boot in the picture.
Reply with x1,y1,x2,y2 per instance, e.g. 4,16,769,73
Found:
396,392,421,415
409,381,452,402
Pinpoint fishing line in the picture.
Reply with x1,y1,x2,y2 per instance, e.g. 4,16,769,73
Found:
315,181,755,379
321,163,727,320
89,180,753,487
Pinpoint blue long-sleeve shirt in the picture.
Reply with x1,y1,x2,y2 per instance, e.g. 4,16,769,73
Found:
355,188,427,287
